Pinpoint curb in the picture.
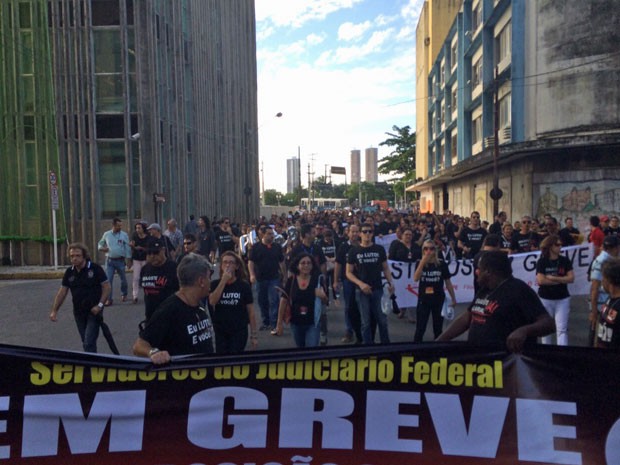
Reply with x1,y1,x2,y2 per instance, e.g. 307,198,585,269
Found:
0,272,65,280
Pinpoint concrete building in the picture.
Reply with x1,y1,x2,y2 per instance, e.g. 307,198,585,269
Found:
286,157,300,194
411,0,620,230
350,149,361,184
364,147,378,183
0,0,258,265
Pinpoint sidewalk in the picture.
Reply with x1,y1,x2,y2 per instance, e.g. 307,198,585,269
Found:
0,265,65,280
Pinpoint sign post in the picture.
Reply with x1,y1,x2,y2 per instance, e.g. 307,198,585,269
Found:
49,171,59,270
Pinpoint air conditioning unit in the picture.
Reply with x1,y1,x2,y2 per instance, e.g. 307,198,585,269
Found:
502,126,512,141
484,136,495,149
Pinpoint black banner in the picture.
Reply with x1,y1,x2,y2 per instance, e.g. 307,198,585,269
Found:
0,343,618,464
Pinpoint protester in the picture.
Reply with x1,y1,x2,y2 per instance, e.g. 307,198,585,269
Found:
129,221,149,304
196,215,216,263
49,243,111,353
536,234,574,345
97,217,131,305
133,253,215,364
559,217,580,246
208,251,257,354
458,211,487,259
472,234,502,295
412,239,457,342
163,219,184,257
510,215,541,253
334,224,363,343
590,235,620,340
346,225,395,344
597,257,620,349
437,251,555,352
604,215,620,237
176,233,198,264
588,215,605,257
388,227,421,320
274,253,327,347
140,240,179,323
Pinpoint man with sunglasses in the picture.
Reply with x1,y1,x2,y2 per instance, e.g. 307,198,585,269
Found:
176,234,198,264
346,226,395,344
140,240,179,323
457,211,487,259
215,217,238,256
510,215,541,253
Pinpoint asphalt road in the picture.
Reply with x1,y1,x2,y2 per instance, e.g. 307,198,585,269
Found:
0,277,593,356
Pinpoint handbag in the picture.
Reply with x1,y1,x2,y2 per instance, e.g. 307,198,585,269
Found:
276,280,295,324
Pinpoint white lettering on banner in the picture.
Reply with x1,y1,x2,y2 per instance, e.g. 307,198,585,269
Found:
279,389,354,449
388,245,594,308
365,391,422,453
187,387,268,449
20,391,146,457
607,419,620,465
517,399,581,465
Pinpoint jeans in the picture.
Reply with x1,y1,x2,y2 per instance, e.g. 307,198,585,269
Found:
74,310,101,353
414,299,444,342
106,258,128,301
356,288,389,344
290,323,320,348
257,278,280,327
540,297,571,346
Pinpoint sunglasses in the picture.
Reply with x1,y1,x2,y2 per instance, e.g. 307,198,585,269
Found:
183,241,194,245
361,230,373,234
423,246,436,251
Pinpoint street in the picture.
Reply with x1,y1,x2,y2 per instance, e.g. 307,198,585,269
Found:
0,277,593,356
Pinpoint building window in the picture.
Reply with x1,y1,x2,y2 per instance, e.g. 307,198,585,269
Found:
92,0,120,26
499,92,511,128
495,21,511,66
451,132,458,160
472,2,482,32
450,42,457,71
472,115,482,145
451,85,458,115
472,58,482,88
440,61,445,86
440,102,445,128
98,141,127,218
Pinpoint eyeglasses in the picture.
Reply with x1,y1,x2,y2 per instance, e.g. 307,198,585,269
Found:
361,230,373,234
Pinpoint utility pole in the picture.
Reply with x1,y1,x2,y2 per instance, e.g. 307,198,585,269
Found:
490,66,503,217
297,146,302,208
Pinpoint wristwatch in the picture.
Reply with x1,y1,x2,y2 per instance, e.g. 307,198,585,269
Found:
148,348,160,357
97,302,104,309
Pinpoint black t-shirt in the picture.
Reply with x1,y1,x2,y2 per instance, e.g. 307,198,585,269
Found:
131,233,149,261
290,242,327,269
249,242,284,280
148,235,175,259
388,240,421,263
140,260,180,320
459,227,487,258
209,279,253,332
417,260,450,304
467,277,547,347
215,229,236,253
285,274,319,326
197,229,216,256
535,255,572,300
510,232,541,253
347,243,387,291
604,226,620,237
558,227,577,246
62,261,108,313
336,241,354,281
140,294,214,356
598,296,620,348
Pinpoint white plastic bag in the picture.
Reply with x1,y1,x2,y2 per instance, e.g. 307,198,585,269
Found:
441,300,455,320
381,288,392,315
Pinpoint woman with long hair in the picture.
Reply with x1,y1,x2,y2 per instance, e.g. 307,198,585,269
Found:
413,240,457,342
129,221,149,304
208,251,257,354
535,234,574,345
388,227,421,319
275,252,327,347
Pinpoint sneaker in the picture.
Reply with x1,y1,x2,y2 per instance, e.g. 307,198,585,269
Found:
340,332,353,343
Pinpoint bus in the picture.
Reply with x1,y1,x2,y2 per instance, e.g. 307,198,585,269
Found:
300,198,350,211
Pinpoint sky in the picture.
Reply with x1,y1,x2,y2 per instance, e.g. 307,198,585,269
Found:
255,0,424,194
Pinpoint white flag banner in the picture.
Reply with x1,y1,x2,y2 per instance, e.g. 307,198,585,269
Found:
387,244,594,308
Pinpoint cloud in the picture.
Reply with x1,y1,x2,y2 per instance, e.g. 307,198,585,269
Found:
256,0,364,29
338,21,372,42
317,28,395,66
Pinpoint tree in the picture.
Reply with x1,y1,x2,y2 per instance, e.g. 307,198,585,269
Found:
379,125,417,205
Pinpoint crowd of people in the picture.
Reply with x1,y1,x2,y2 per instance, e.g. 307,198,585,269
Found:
48,207,620,360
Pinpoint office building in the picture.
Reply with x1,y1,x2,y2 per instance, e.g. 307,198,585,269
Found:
411,0,620,229
364,147,378,183
286,157,300,194
0,0,258,264
350,149,361,184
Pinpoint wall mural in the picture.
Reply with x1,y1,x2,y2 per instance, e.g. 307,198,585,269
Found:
534,180,620,233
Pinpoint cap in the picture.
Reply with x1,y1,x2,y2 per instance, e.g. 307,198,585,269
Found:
600,215,609,222
147,223,162,232
146,238,164,254
603,235,619,248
